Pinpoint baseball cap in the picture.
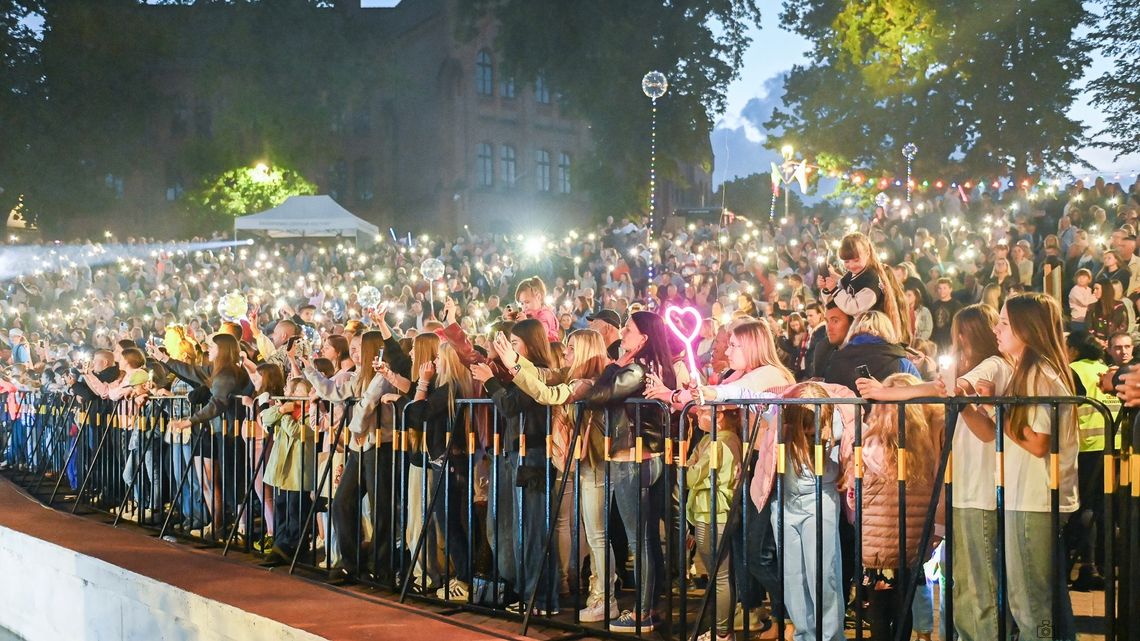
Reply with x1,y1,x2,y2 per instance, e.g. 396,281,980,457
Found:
8,328,23,339
586,309,622,329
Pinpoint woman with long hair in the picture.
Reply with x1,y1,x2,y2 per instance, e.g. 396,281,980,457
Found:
479,318,563,615
238,362,285,553
988,293,1079,640
581,311,676,631
844,373,944,641
295,330,390,579
1085,278,1129,346
406,342,476,600
161,333,252,538
857,303,1003,638
777,312,810,378
480,328,613,621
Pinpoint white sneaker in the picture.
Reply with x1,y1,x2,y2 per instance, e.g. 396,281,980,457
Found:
696,631,733,641
579,596,619,622
436,578,470,601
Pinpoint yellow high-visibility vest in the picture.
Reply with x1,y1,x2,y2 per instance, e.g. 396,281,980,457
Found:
1071,359,1121,452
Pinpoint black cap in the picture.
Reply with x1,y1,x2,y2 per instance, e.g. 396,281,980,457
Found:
587,309,622,329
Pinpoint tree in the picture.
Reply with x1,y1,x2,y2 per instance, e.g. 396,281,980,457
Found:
768,0,1090,184
1088,0,1140,157
459,0,763,220
193,164,317,219
713,172,803,220
0,0,46,219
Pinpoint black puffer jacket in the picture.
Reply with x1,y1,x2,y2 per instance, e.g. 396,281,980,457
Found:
583,363,670,458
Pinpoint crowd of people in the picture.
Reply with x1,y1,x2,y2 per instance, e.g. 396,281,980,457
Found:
3,174,1140,641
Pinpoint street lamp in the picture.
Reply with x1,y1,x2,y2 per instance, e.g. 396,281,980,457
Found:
780,144,795,220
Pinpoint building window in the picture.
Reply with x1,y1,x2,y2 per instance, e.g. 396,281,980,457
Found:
534,74,550,104
500,145,517,188
476,143,494,188
165,162,184,201
475,50,493,97
536,149,551,192
104,174,124,199
355,157,374,202
501,75,516,99
558,152,571,194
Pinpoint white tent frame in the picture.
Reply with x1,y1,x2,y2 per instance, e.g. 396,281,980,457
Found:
233,195,379,245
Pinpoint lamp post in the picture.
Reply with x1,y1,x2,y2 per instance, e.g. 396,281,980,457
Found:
781,144,795,221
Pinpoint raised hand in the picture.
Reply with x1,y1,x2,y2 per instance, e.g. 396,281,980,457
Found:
419,360,436,381
470,362,494,384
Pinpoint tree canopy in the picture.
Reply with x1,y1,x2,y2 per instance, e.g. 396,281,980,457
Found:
768,0,1090,184
1088,0,1140,157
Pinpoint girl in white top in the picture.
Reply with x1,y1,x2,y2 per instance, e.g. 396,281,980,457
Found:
857,303,1009,641
1068,268,1096,330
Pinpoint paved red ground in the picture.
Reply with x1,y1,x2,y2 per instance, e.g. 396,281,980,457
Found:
0,476,533,641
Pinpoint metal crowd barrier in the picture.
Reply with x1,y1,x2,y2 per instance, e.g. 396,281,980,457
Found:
2,389,1137,641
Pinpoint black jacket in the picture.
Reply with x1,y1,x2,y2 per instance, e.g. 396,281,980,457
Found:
824,339,912,394
583,363,669,457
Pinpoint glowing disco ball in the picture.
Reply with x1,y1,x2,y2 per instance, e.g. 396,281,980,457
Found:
216,292,248,322
357,285,382,310
641,71,668,100
420,257,445,281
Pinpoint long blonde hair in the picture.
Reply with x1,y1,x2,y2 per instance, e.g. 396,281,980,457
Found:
839,232,910,345
863,373,942,487
410,333,441,383
733,320,794,384
844,310,898,346
781,382,834,475
1004,293,1075,440
435,342,474,416
566,329,608,381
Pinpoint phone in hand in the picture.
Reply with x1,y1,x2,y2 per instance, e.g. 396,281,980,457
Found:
856,364,872,380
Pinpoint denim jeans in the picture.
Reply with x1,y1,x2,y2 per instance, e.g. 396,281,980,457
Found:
1005,510,1076,641
951,508,1000,641
611,456,664,615
577,465,615,603
171,442,208,528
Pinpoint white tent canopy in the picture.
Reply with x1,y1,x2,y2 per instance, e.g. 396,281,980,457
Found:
234,195,379,243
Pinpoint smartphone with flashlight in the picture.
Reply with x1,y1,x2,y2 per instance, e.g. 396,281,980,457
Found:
938,355,957,396
855,364,872,380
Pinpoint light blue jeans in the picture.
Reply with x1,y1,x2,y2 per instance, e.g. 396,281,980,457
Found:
952,507,1000,641
1005,510,1076,641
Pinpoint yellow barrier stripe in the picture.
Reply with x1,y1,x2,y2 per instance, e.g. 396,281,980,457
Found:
777,443,786,475
709,442,720,468
897,447,907,482
815,443,823,477
1049,452,1059,491
996,451,1005,488
854,446,863,479
468,431,475,454
493,433,500,456
945,452,953,485
604,436,611,461
519,434,526,453
1122,455,1130,487
664,437,673,465
546,434,553,460
1133,454,1140,497
1105,454,1115,494
636,436,643,461
680,440,688,467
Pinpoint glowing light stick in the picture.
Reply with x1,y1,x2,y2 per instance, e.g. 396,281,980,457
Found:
664,305,703,384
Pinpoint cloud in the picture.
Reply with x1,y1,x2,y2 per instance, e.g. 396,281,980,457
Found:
711,74,787,188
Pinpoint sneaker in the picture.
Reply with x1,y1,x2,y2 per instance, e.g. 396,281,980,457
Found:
697,631,734,641
608,610,660,632
505,601,560,616
252,534,275,555
579,596,619,623
436,578,470,601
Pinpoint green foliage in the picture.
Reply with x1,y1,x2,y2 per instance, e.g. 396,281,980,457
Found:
1088,0,1140,156
459,0,763,220
193,165,316,218
770,0,1090,181
20,0,386,230
713,172,804,220
0,0,46,218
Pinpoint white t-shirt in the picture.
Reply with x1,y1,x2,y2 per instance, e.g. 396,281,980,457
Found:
1003,365,1079,513
952,356,1011,510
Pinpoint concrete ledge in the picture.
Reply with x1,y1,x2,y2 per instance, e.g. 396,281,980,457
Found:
0,524,324,641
